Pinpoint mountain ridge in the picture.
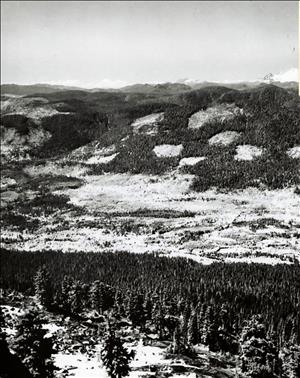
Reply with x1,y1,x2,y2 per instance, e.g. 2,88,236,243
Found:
1,80,298,96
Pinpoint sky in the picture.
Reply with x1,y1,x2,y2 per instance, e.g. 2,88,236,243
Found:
1,1,299,88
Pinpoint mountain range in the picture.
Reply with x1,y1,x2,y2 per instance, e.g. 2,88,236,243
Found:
1,80,298,96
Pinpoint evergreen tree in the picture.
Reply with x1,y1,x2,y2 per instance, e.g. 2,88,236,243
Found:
0,306,11,377
201,305,211,345
90,281,115,314
187,308,199,345
0,305,6,347
69,280,83,316
128,294,146,328
34,267,51,308
202,305,219,351
206,313,219,352
163,314,179,339
217,304,238,354
181,303,191,344
152,298,165,339
60,275,74,314
240,315,280,378
101,325,135,378
12,309,56,378
170,325,182,354
112,291,125,320
90,280,104,313
0,307,33,378
169,324,195,357
144,293,153,321
280,343,300,378
197,304,205,344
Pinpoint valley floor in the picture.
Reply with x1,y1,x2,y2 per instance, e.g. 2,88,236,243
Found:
1,168,299,265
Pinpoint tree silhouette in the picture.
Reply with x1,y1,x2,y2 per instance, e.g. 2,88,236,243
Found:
12,309,56,378
101,323,135,378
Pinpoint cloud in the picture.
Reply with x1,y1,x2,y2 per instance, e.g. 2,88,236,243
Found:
40,79,131,89
45,80,81,87
273,67,298,82
92,79,130,89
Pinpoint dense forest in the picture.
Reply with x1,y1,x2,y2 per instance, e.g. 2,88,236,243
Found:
1,249,300,377
1,249,299,347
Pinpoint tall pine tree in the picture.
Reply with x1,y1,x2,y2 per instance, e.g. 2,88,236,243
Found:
101,324,135,378
34,267,51,308
187,308,199,345
240,315,280,378
12,309,56,378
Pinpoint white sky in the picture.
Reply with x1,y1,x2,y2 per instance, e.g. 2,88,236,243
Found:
1,1,299,87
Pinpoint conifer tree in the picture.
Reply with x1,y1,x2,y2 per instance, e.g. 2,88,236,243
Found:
152,299,165,339
217,304,238,354
112,291,125,320
170,325,182,354
70,280,83,316
144,293,153,321
201,305,208,345
169,324,195,357
101,324,135,378
12,309,56,378
34,267,51,308
181,303,191,344
60,275,74,314
128,294,146,328
0,306,10,374
0,305,6,347
163,314,179,339
0,307,34,378
202,305,214,345
280,343,300,378
90,281,115,314
240,315,280,378
90,280,104,313
197,304,205,344
187,308,199,345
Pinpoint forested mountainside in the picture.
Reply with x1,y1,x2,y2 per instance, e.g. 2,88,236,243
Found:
1,84,299,189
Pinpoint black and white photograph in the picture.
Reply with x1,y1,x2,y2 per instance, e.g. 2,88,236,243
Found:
0,1,299,377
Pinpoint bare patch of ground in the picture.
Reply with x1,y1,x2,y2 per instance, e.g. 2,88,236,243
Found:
234,145,263,161
66,143,117,165
287,146,300,159
179,157,206,167
208,131,241,146
1,96,70,122
188,104,243,130
86,153,119,165
24,162,89,178
153,144,183,158
131,113,164,135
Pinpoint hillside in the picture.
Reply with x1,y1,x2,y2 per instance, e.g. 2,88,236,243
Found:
1,83,299,265
0,83,87,96
2,81,298,96
187,80,298,91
